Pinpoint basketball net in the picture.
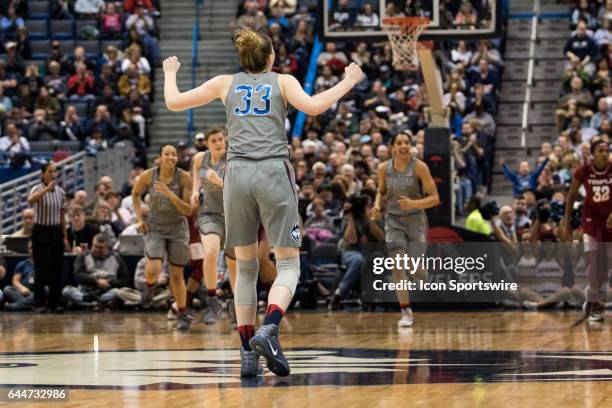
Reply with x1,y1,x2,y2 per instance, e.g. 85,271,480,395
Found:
381,17,430,71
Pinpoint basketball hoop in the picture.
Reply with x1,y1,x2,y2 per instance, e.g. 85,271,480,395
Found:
381,17,430,70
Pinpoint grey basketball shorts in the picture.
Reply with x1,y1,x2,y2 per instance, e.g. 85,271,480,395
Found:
385,210,428,256
224,159,301,249
198,212,225,240
197,212,236,259
144,219,189,266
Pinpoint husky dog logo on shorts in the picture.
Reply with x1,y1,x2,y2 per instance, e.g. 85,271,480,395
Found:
290,223,301,244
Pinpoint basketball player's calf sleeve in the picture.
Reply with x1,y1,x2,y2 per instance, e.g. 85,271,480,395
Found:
235,258,259,305
271,257,300,297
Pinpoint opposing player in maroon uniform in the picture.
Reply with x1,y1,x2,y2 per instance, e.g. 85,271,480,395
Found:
563,137,612,322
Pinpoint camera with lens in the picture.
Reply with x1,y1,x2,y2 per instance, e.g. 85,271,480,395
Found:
479,200,500,220
345,194,368,218
571,204,582,230
535,199,551,223
549,200,565,223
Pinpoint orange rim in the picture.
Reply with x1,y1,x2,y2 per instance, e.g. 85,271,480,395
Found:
382,16,430,32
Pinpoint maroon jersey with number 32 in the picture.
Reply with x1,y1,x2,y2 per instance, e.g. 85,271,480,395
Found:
575,160,612,218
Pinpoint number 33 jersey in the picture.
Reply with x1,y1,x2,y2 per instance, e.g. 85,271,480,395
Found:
224,71,289,162
575,160,612,219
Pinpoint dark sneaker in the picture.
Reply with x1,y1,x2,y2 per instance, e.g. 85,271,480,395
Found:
249,323,290,377
49,306,64,314
202,297,222,325
176,311,192,331
240,346,263,377
328,293,342,311
589,302,605,322
140,284,156,309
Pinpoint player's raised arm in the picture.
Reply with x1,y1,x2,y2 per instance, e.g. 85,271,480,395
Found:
163,56,231,111
280,63,364,116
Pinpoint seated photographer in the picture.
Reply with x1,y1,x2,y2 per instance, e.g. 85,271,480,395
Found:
66,206,100,253
517,201,584,309
329,194,384,309
91,201,120,248
3,240,35,311
115,257,170,309
62,234,131,309
465,196,493,235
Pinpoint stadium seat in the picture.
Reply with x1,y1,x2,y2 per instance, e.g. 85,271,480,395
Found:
30,40,51,60
29,140,81,154
59,140,81,152
538,19,570,39
26,20,49,40
75,20,100,39
57,39,76,56
29,141,56,153
310,244,342,287
324,235,340,244
490,174,516,195
29,1,50,19
50,20,74,39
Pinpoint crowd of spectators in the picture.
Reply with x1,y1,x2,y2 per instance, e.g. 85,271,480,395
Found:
478,0,612,310
0,0,162,169
230,0,505,306
0,169,161,311
496,0,611,244
9,1,603,314
0,0,507,312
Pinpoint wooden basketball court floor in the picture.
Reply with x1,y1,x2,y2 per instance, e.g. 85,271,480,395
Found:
0,310,611,407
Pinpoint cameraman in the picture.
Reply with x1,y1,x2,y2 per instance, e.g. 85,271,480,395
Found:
530,199,560,243
329,194,384,309
465,196,492,235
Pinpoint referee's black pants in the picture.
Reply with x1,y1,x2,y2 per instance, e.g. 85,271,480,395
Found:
32,224,65,309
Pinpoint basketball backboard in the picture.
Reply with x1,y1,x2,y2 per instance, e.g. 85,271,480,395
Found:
317,0,503,42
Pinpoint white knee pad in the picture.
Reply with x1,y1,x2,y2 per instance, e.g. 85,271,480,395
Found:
235,258,259,306
272,257,300,297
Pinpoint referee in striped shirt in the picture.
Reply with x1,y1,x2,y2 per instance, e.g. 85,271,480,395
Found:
26,162,70,312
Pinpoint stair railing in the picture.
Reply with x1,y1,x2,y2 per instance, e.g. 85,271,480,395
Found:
188,0,204,144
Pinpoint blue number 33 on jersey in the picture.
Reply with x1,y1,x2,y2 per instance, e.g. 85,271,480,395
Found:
233,84,272,116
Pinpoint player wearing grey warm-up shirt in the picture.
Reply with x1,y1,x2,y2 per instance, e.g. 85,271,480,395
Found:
383,155,428,250
197,150,227,235
145,166,190,266
373,133,439,253
373,133,440,328
223,71,300,249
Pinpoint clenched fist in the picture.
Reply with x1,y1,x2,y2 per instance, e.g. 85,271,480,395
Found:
345,62,364,84
163,56,181,74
